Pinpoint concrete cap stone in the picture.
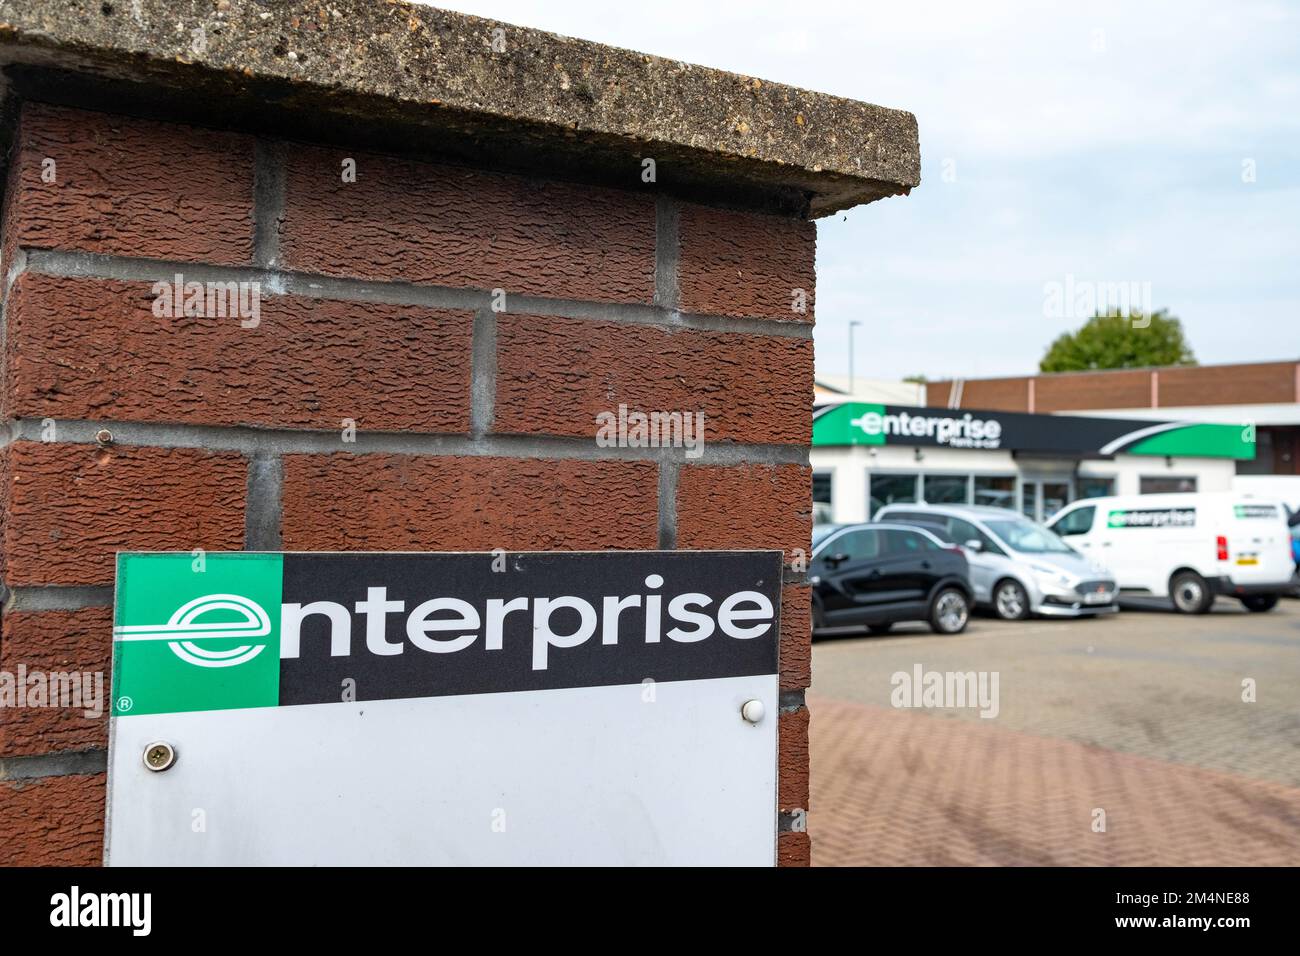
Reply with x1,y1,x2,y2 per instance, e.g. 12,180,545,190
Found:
0,0,920,217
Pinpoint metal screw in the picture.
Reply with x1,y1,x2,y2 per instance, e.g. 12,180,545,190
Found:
94,428,114,446
143,741,177,772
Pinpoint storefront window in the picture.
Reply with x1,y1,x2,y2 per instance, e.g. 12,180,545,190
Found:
1076,477,1115,500
1021,477,1072,523
923,474,969,504
812,472,834,525
812,472,833,504
1235,428,1275,476
869,473,919,516
973,475,1016,509
1041,481,1070,522
1140,476,1197,494
1021,488,1037,520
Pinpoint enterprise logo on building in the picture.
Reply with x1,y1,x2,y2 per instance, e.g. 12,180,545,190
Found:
850,408,1004,449
814,401,1257,459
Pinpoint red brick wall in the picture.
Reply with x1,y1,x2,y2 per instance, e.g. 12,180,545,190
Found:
934,361,1300,414
0,102,814,866
1157,362,1298,407
1035,369,1151,412
941,377,1033,412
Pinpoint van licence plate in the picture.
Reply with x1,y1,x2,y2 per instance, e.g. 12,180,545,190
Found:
1236,557,1259,565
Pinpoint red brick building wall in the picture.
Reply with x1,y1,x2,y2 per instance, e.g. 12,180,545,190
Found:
931,361,1300,413
0,102,814,865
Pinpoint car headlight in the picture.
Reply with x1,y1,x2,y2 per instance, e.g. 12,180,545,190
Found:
1030,564,1074,588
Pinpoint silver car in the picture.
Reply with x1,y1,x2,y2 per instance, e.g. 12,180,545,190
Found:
873,503,1117,619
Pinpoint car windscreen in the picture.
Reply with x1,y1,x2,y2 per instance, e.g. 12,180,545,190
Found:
910,520,956,543
812,525,839,549
881,512,952,539
983,518,1075,554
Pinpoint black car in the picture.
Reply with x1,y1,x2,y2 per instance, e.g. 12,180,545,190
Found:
811,522,974,635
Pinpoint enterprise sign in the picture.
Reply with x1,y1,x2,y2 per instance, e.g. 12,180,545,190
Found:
850,408,1003,449
106,551,782,866
814,402,1255,460
110,551,779,714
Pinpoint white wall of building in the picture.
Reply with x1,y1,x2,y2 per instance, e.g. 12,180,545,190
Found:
811,444,1238,525
1071,404,1300,427
1084,455,1236,497
813,377,926,406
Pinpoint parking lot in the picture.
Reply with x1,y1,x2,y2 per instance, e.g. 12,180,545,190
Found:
809,597,1300,866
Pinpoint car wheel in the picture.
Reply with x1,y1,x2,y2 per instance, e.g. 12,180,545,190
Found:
1241,594,1279,613
1170,570,1213,614
868,623,893,635
929,587,970,634
993,579,1030,620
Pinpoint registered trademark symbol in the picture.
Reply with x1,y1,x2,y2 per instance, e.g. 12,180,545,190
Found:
116,696,134,712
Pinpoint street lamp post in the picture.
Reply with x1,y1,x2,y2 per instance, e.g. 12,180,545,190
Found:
849,321,864,396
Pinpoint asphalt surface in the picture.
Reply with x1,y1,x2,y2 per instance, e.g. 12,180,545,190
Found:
808,596,1300,865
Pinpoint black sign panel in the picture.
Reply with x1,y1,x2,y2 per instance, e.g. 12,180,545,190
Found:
278,551,782,706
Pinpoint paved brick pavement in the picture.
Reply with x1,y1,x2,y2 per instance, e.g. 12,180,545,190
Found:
808,598,1300,866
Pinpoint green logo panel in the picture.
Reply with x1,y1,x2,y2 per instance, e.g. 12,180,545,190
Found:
112,553,283,716
812,403,886,446
1126,423,1255,460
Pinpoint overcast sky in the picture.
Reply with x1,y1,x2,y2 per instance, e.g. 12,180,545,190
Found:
433,0,1299,381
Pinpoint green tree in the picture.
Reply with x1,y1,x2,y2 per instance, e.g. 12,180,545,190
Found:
1040,309,1197,372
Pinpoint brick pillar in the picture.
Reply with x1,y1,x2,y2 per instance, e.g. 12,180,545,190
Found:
0,0,918,867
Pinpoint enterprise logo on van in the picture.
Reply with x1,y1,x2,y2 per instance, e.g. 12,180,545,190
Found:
1107,507,1197,529
850,409,1004,449
1234,504,1279,520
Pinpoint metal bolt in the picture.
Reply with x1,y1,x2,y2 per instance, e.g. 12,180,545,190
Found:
94,428,114,446
143,741,177,772
741,699,765,725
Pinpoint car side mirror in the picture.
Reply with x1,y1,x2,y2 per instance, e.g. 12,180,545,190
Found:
824,552,850,569
964,539,983,553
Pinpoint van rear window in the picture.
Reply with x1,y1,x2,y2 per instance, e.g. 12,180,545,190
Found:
1107,507,1196,529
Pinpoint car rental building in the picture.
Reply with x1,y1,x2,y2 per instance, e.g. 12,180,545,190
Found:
812,384,1256,525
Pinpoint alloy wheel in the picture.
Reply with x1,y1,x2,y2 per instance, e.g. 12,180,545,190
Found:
996,582,1027,619
936,591,968,632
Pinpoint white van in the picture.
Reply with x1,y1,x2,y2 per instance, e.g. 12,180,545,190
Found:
1233,475,1300,513
1047,492,1294,613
